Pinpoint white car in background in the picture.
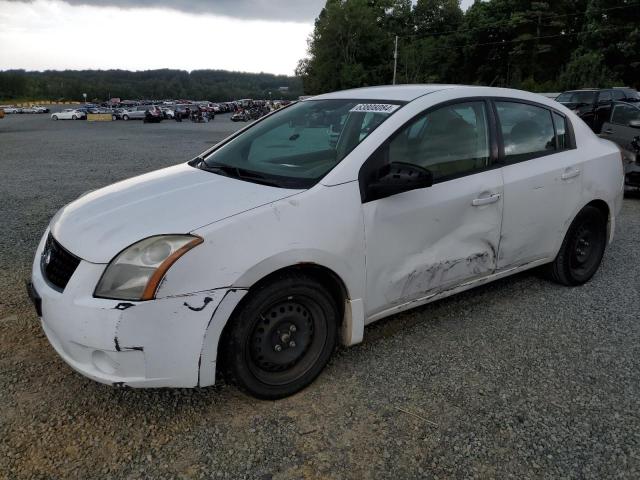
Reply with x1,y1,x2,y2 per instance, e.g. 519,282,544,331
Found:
29,85,624,399
3,106,22,113
51,109,86,120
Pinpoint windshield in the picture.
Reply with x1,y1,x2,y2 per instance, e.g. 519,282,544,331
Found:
200,99,403,188
556,91,596,105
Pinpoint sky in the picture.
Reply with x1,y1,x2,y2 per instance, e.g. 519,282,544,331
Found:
0,0,475,75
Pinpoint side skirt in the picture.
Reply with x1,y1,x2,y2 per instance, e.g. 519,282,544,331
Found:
365,258,551,325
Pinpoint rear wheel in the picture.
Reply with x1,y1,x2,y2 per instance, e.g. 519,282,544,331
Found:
52,115,58,121
545,205,607,286
112,115,117,121
221,273,338,399
72,114,77,120
123,114,129,121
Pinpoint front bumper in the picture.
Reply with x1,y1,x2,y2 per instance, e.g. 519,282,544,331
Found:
31,231,228,388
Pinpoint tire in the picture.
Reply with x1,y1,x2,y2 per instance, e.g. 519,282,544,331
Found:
544,205,607,286
112,115,117,121
123,114,129,121
72,115,77,120
221,273,339,399
52,115,58,121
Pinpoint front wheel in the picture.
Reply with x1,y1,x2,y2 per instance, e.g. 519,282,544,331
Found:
221,273,338,399
52,115,58,121
112,115,117,121
122,114,129,121
72,115,77,120
544,205,607,286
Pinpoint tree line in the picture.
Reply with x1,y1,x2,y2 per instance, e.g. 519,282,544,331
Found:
0,69,304,102
296,0,640,94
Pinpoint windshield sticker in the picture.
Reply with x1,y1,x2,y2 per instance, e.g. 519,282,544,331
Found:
350,103,400,114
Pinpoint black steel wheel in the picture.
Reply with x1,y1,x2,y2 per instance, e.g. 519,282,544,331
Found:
545,205,607,286
221,272,339,399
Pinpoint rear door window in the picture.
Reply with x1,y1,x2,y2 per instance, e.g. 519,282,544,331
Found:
611,104,640,125
598,91,613,103
496,101,556,162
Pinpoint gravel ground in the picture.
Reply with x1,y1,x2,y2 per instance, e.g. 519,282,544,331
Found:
1,112,639,479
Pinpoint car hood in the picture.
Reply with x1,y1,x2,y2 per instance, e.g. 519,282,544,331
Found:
50,163,303,263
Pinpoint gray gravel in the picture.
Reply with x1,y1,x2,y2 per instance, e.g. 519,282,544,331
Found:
1,112,639,479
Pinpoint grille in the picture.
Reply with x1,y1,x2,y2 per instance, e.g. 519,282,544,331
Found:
41,234,81,291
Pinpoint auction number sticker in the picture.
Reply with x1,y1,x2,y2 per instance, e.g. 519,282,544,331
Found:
350,103,400,114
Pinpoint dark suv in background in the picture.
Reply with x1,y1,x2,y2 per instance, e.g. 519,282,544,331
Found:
600,101,640,191
556,87,640,133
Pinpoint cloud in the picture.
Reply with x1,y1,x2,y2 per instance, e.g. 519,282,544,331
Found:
4,0,326,22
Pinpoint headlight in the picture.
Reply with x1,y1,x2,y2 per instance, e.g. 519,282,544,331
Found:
94,235,203,301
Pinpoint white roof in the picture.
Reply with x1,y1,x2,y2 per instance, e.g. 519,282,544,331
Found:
308,84,462,102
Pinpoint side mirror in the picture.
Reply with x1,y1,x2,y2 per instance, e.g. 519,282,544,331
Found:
367,162,433,201
628,119,640,129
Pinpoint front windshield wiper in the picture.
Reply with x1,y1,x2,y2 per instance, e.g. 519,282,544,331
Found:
201,161,282,188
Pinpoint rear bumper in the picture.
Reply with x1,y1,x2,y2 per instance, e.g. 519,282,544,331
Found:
31,230,228,388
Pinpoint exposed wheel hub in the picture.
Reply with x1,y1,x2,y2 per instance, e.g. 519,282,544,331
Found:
250,301,314,372
573,225,593,264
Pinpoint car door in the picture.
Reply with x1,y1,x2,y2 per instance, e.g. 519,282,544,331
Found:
361,99,503,317
601,103,640,153
496,99,582,269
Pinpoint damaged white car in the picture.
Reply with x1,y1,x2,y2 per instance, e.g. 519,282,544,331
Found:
29,85,624,399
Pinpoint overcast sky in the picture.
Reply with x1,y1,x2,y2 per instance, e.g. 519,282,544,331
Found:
0,0,474,75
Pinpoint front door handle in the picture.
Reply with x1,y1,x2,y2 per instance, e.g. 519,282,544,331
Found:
472,193,501,206
561,168,581,180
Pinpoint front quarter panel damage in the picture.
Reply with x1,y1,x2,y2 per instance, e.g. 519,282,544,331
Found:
113,289,227,386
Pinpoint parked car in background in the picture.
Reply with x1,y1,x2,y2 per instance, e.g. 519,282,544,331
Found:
556,87,640,133
32,105,50,113
174,104,194,120
121,106,159,121
3,106,22,114
29,85,623,399
143,107,163,123
231,109,251,122
51,109,87,120
600,101,640,190
161,108,175,119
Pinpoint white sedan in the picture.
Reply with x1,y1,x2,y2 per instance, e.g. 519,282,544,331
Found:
29,85,624,399
51,109,86,120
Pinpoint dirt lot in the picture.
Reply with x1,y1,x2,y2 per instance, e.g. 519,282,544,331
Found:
1,111,639,479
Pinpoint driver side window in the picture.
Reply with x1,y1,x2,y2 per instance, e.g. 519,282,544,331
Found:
387,101,491,182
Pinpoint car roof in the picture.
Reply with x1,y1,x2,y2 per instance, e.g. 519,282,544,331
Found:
308,84,462,102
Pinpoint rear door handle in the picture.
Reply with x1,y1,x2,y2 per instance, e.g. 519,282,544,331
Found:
602,129,613,134
561,168,581,180
472,193,501,206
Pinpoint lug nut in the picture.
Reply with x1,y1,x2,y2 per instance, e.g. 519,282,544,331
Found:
289,341,296,348
290,325,297,332
274,344,282,352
